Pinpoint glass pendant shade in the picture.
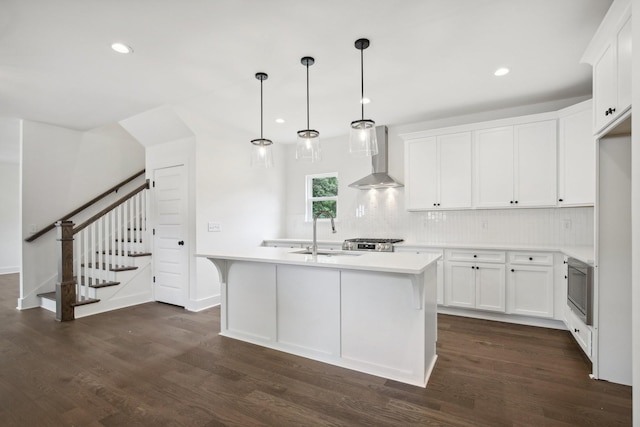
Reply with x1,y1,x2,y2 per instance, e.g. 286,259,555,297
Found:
350,38,378,157
251,138,273,168
296,56,321,162
296,129,321,162
250,72,273,168
349,119,378,156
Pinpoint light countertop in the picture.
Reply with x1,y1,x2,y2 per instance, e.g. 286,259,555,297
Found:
261,239,595,266
198,246,440,275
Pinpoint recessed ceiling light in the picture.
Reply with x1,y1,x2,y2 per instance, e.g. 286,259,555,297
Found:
111,42,133,54
360,97,371,104
494,67,510,77
275,118,285,124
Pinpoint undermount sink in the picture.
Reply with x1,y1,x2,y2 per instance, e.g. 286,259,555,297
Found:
291,249,362,257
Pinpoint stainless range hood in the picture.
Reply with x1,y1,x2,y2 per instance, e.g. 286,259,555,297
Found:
349,125,404,189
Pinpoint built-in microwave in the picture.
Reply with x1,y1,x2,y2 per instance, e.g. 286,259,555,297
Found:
566,257,594,326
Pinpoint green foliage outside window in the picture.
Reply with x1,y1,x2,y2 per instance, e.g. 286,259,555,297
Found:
307,175,338,220
312,177,338,198
312,200,337,218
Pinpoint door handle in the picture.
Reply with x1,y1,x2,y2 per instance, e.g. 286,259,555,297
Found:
178,240,185,246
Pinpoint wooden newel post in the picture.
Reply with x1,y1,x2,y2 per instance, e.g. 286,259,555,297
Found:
56,220,76,321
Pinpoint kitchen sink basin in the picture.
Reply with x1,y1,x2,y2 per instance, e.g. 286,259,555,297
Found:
291,249,362,257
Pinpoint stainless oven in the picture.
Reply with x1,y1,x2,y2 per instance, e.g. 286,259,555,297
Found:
567,257,594,326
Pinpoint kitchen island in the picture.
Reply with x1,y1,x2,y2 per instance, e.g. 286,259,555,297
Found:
199,247,440,387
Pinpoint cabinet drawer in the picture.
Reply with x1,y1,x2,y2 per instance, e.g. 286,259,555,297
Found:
446,249,505,263
508,252,553,266
565,306,592,359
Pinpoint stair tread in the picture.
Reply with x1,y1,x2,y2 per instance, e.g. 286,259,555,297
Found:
83,263,139,272
72,297,100,307
38,292,100,306
75,277,121,288
38,291,56,301
98,250,151,257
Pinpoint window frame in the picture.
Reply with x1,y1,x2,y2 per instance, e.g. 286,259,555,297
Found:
305,172,339,222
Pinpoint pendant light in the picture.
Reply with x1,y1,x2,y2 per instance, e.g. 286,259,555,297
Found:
295,56,321,162
349,38,378,156
250,72,274,168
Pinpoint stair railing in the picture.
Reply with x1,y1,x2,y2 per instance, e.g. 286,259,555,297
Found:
26,169,145,242
55,179,149,321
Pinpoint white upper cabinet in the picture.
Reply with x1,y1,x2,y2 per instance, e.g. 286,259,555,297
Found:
582,0,632,134
474,120,556,208
514,120,557,207
557,101,595,206
404,132,471,210
474,127,514,208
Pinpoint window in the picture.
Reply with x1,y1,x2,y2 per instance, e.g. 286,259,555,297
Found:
306,173,338,221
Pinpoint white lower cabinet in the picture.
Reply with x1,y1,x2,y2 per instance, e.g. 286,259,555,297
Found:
444,250,506,312
565,304,592,358
506,252,554,318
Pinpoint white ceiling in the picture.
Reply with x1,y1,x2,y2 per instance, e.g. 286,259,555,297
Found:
0,0,612,143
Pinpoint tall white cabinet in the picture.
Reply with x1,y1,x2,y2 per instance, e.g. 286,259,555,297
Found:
580,0,632,387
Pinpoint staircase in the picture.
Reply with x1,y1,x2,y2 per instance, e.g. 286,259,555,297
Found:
33,172,152,320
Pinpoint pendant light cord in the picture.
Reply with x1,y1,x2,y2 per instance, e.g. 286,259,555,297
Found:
360,47,364,120
306,62,310,130
260,78,264,139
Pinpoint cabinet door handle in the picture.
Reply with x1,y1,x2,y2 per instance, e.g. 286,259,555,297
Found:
574,328,580,333
473,254,477,258
559,198,564,202
511,269,515,272
529,257,533,261
565,275,568,279
515,200,519,204
178,240,185,246
510,201,514,204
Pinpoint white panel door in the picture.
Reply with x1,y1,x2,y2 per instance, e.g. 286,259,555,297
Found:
475,263,506,312
276,265,340,356
439,132,472,208
558,107,595,206
153,165,188,306
593,43,616,132
514,120,557,207
445,262,475,308
616,17,632,115
405,138,438,210
507,266,554,318
474,126,514,208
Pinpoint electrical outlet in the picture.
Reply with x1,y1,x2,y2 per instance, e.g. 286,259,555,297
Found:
563,219,572,230
481,220,488,229
208,222,222,232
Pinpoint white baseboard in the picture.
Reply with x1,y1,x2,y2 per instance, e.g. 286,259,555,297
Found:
186,295,220,312
0,266,19,275
438,306,566,330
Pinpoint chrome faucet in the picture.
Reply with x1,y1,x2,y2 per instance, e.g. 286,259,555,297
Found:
312,210,336,256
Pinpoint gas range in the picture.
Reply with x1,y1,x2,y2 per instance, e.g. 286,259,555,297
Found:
342,238,404,252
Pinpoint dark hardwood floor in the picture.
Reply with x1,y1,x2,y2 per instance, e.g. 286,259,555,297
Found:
0,273,631,426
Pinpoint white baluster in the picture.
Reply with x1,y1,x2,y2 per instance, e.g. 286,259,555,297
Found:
83,228,89,301
98,216,103,285
75,231,81,301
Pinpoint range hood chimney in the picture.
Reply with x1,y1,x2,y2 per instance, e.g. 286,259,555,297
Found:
349,125,404,189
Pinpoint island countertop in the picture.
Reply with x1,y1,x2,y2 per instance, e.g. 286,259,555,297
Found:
197,246,440,275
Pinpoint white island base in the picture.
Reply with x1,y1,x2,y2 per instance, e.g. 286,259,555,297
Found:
203,248,439,387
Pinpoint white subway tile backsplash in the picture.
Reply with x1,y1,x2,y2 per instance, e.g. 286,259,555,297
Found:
286,189,593,247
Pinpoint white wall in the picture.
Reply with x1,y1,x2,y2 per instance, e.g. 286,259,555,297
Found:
284,100,594,248
0,162,20,274
631,0,639,420
19,121,145,309
193,123,285,311
0,118,21,275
